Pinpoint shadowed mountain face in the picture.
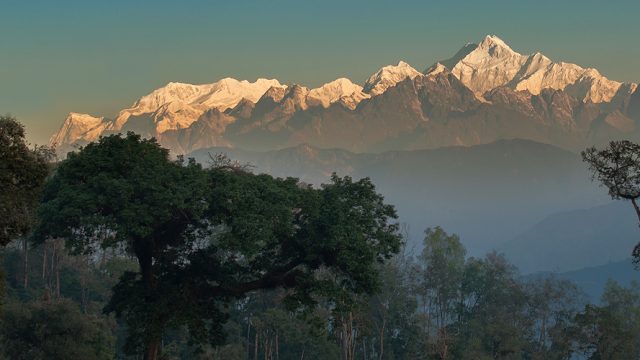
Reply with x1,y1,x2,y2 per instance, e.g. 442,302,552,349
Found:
51,36,639,155
628,87,640,120
529,259,639,304
499,202,640,274
189,139,610,256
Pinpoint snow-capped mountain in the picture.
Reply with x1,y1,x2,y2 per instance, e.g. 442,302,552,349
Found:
113,78,286,133
442,35,636,103
50,113,112,147
363,61,422,96
307,78,369,110
51,35,639,155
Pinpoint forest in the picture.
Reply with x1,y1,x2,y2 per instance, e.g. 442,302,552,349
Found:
2,115,640,360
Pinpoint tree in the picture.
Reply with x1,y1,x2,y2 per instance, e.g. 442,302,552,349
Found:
582,141,640,262
34,133,402,360
365,251,419,360
0,299,115,360
572,281,640,359
451,252,530,360
412,227,466,359
0,115,51,305
524,276,584,360
34,133,212,359
0,115,50,246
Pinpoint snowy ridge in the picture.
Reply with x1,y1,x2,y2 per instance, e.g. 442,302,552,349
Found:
425,63,448,77
363,61,422,95
113,78,286,133
448,35,634,103
307,78,370,110
49,113,113,148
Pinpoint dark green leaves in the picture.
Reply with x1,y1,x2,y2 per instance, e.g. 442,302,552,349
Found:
34,134,402,354
0,116,51,246
35,132,208,255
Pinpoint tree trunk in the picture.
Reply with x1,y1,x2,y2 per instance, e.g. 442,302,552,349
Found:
41,242,47,280
22,237,29,288
379,318,385,360
144,340,160,360
136,243,163,360
255,332,259,360
362,337,367,360
247,321,252,360
80,257,88,312
631,198,640,222
54,242,60,298
341,311,357,360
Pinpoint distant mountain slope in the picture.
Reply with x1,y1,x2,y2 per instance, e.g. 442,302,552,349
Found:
51,36,639,155
499,202,640,274
558,259,638,303
189,139,608,255
528,259,639,304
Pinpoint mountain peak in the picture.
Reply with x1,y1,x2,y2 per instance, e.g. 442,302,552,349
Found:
478,35,515,52
440,35,631,103
425,63,449,77
307,78,369,109
363,61,421,95
50,112,111,148
446,35,528,96
320,77,359,89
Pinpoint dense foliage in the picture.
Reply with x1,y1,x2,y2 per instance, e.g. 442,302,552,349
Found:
31,132,402,359
0,115,52,312
0,299,115,360
0,115,51,246
3,226,640,359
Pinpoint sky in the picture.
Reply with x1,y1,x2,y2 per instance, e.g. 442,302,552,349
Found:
2,0,639,145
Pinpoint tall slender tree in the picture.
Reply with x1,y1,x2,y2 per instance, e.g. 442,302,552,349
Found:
412,227,466,359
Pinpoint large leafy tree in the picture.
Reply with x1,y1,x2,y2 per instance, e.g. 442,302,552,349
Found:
34,133,402,360
0,115,50,246
0,115,51,307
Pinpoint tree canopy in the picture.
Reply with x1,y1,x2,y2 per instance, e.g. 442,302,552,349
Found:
582,140,640,203
0,115,52,311
0,299,115,360
582,140,640,262
0,115,51,246
33,132,402,359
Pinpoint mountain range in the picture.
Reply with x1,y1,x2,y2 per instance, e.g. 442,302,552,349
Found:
50,35,640,155
47,35,640,275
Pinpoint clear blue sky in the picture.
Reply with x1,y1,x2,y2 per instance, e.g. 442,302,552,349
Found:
2,0,639,145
